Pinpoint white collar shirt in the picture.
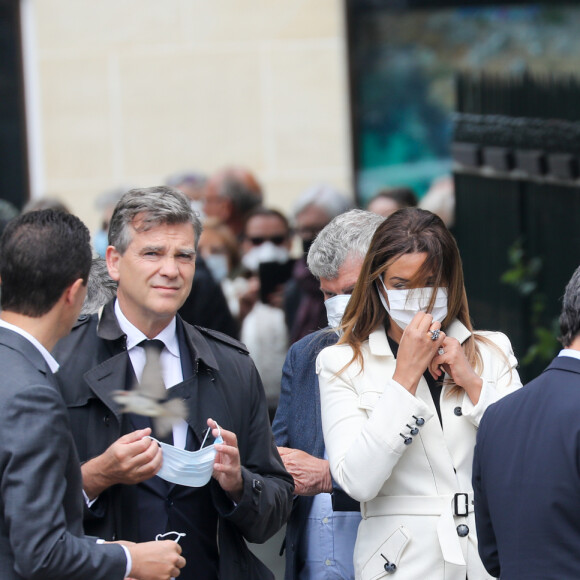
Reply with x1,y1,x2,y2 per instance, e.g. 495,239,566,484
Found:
114,300,188,449
558,348,580,361
0,319,59,373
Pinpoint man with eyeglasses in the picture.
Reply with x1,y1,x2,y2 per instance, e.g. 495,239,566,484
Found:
238,208,293,420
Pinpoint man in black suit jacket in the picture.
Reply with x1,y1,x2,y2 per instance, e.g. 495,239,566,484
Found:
473,264,580,579
0,209,183,580
53,186,293,580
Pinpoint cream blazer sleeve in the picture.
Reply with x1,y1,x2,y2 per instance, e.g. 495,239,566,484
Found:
316,341,434,503
459,331,522,427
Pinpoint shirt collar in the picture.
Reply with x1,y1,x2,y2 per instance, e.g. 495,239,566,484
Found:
368,318,472,356
0,319,59,372
114,300,179,357
558,348,580,361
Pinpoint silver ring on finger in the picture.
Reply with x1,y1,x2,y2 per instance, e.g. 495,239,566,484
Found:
438,347,445,356
428,328,440,341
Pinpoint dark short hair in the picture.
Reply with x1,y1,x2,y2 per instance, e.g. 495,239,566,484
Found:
369,187,418,209
0,210,92,316
243,207,290,236
559,265,580,347
108,186,202,254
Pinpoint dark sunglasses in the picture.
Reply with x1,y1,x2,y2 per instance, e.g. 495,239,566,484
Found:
248,235,287,246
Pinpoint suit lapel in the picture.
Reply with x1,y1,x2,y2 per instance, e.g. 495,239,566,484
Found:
177,369,233,447
83,351,130,421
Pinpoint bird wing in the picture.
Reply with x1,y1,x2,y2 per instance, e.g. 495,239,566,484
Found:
153,398,189,438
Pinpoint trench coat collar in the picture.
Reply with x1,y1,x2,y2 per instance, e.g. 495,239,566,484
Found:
368,318,472,356
96,299,220,371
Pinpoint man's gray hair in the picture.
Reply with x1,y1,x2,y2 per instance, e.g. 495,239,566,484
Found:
108,186,202,254
80,257,118,316
307,209,385,280
291,184,353,223
559,265,580,347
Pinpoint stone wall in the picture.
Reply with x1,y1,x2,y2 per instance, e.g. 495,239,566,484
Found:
29,0,352,229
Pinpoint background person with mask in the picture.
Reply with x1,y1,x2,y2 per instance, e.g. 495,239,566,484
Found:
317,208,522,580
238,207,293,420
285,184,353,345
272,209,384,580
196,217,243,318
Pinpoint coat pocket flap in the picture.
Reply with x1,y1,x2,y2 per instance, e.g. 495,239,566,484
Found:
361,525,411,580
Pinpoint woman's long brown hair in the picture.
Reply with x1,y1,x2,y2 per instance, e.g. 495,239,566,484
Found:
338,208,486,393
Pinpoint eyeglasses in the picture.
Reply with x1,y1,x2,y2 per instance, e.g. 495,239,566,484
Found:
248,235,287,246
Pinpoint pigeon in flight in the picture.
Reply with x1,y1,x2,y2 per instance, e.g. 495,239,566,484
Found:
112,341,187,438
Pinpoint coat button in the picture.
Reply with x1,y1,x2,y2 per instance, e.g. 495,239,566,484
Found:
457,524,469,537
403,437,412,445
252,479,263,492
454,407,462,416
384,562,397,574
103,414,110,425
413,415,425,426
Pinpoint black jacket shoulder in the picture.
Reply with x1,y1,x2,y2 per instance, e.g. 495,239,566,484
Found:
194,325,249,355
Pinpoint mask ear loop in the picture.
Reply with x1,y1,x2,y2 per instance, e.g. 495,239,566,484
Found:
155,531,186,543
201,422,222,447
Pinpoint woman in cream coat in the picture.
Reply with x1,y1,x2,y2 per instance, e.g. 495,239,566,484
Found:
317,208,521,580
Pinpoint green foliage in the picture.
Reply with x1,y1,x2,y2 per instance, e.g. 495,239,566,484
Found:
501,238,559,366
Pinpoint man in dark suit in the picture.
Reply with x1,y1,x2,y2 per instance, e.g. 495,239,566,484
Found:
272,209,384,580
0,209,184,580
53,186,293,580
473,264,580,579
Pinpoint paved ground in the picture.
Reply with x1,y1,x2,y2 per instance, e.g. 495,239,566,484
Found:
248,524,286,579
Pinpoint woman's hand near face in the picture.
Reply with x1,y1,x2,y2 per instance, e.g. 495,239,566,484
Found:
429,337,483,404
392,311,445,396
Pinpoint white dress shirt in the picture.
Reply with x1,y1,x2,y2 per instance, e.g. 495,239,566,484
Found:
558,348,580,361
115,300,189,449
0,319,59,372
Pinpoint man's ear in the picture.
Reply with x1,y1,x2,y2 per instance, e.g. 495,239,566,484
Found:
64,278,86,306
106,245,121,282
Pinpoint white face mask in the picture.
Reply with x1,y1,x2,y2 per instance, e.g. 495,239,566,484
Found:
204,254,229,283
241,241,290,273
151,426,223,487
324,294,351,335
377,278,448,330
190,199,205,221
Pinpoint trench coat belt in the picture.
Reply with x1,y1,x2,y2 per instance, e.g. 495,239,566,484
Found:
361,494,474,568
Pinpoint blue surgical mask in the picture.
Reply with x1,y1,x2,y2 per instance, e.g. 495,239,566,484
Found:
93,229,109,258
151,426,223,487
324,294,351,335
204,254,229,283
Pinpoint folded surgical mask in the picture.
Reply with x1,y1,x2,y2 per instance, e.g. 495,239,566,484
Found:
151,425,223,487
324,294,351,335
377,279,448,330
